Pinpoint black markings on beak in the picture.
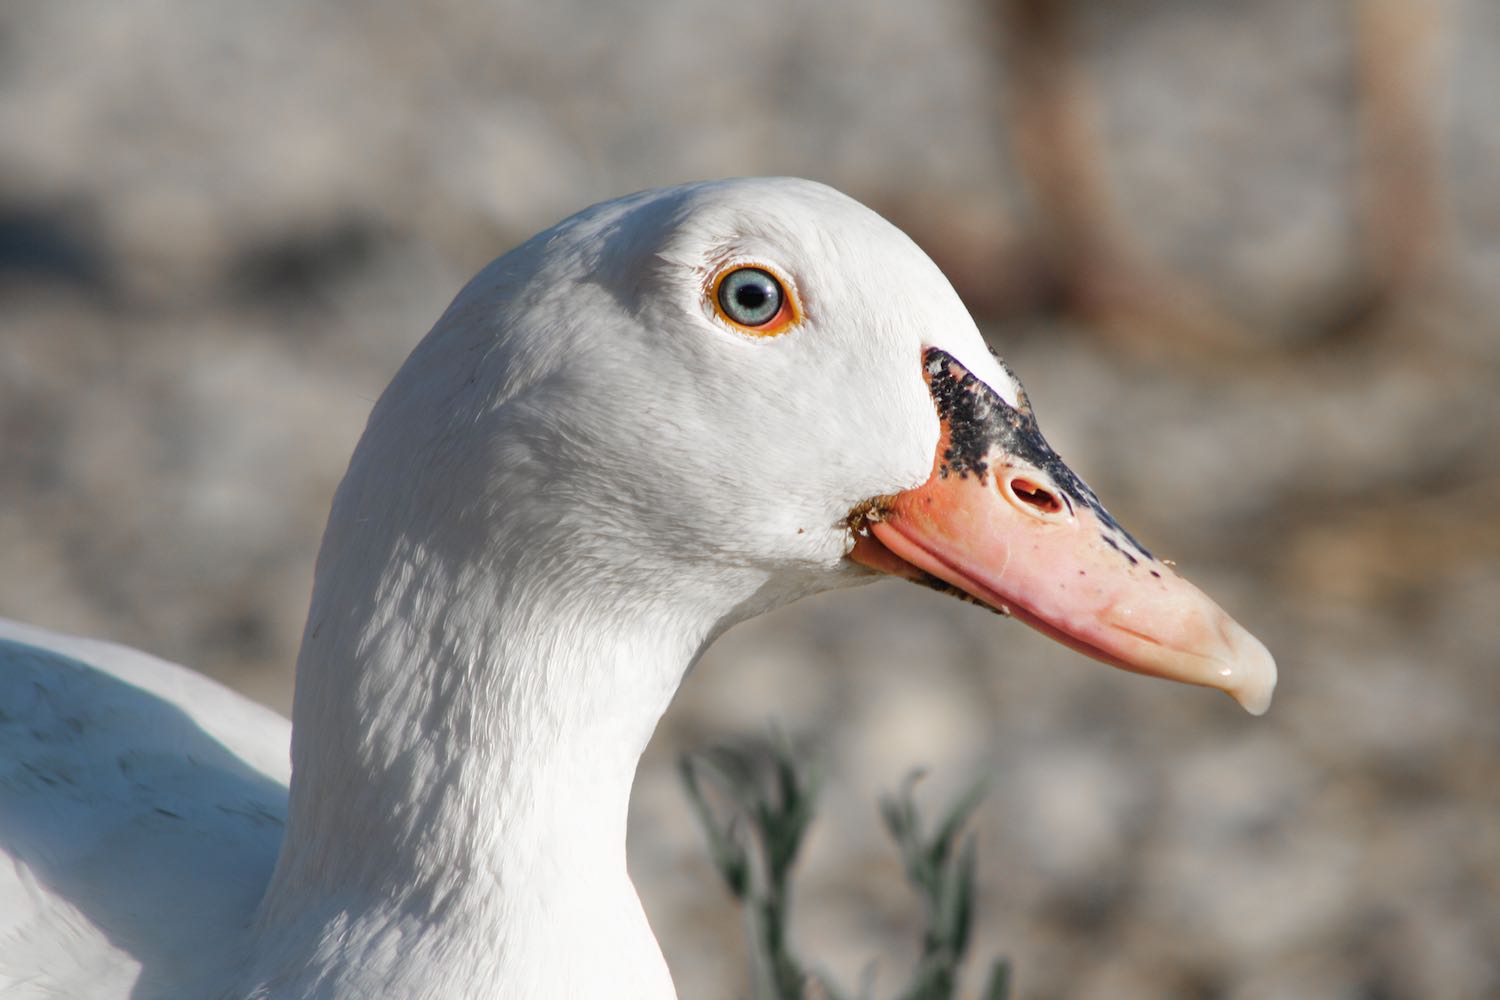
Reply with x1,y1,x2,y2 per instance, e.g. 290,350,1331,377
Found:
924,347,1154,566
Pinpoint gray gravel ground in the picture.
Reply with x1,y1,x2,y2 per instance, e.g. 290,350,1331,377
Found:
2,1,1497,997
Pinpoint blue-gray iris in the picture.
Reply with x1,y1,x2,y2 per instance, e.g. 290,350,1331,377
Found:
717,267,783,326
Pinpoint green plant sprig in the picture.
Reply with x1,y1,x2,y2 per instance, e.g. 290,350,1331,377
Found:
680,733,1011,1000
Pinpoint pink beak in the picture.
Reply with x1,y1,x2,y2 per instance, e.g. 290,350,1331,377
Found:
851,349,1277,715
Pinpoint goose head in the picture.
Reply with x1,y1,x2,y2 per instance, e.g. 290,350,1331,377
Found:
360,176,1273,711
255,177,1275,997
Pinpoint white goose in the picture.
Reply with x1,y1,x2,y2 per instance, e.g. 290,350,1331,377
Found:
0,178,1275,999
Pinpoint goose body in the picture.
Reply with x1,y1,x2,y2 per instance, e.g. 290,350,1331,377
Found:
0,621,290,997
0,178,1275,999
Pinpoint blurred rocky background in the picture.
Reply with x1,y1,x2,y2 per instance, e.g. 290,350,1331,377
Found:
1,0,1497,996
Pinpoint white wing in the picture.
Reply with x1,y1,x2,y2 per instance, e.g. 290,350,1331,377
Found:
0,620,291,999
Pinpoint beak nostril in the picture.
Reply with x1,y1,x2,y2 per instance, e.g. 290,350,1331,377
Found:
1008,477,1065,516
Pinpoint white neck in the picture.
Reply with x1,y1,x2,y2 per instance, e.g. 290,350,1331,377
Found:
234,333,782,998
243,521,743,998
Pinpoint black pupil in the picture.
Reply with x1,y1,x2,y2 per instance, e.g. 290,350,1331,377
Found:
735,284,769,311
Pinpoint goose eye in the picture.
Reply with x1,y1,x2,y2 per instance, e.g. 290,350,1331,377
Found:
716,267,784,329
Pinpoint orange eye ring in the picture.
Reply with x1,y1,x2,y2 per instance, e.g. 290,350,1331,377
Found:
709,263,801,337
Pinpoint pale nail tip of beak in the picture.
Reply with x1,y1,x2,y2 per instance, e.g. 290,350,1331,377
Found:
1231,685,1274,717
1224,636,1278,716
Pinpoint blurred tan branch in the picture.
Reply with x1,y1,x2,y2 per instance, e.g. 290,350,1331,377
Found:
991,0,1265,361
1355,0,1449,310
903,0,1460,365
